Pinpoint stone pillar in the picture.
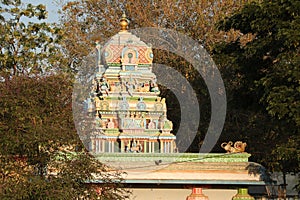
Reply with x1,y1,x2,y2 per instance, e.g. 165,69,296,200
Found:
108,140,111,152
160,140,164,153
232,188,254,200
111,140,114,153
143,141,147,153
148,141,151,153
186,187,209,200
152,142,154,153
121,140,125,153
128,140,131,151
102,140,105,152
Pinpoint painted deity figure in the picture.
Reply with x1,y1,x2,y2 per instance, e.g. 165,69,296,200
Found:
148,120,156,129
125,78,138,96
107,119,115,129
129,112,136,127
124,81,134,96
130,140,142,153
150,77,159,92
99,77,110,95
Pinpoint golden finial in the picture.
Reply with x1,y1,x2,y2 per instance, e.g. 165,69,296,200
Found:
120,12,129,31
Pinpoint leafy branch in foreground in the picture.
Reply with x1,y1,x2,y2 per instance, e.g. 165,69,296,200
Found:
0,75,129,199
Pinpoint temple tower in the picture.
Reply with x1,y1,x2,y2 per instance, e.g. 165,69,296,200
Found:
84,14,176,154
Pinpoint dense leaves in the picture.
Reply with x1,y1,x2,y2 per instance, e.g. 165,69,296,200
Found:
0,0,67,77
214,0,299,186
217,0,300,126
0,75,129,199
0,75,75,156
60,0,249,70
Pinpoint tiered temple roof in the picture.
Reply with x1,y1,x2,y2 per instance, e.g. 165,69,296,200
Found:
84,13,176,154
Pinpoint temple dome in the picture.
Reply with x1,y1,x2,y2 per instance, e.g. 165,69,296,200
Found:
103,14,153,65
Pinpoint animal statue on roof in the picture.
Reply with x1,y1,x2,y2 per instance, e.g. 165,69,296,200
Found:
221,141,247,153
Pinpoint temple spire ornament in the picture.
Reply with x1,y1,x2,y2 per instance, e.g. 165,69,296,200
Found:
119,12,129,31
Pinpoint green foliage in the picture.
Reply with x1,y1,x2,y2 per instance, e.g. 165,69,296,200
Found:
0,75,129,199
214,0,299,187
272,136,300,174
0,0,67,77
0,1,129,199
217,0,300,124
0,75,75,156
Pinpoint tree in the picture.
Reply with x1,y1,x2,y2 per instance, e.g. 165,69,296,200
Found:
0,0,68,78
0,74,129,200
60,0,250,68
214,0,299,192
0,1,129,199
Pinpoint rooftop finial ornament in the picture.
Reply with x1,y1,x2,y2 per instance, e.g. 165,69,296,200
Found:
120,12,129,31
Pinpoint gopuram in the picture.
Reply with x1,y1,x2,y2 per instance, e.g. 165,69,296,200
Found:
84,13,176,154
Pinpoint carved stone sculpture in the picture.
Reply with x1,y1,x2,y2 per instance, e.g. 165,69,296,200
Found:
221,141,247,153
